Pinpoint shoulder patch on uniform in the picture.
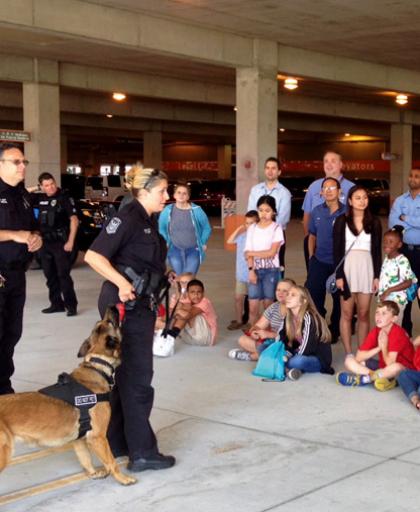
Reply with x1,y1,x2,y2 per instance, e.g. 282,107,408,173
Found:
106,217,122,234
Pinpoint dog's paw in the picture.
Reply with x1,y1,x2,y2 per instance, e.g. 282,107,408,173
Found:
117,474,137,486
89,468,110,479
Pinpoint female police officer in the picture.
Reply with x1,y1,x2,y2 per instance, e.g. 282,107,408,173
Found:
85,166,175,472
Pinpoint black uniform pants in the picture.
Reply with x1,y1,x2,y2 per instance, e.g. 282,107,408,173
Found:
99,282,158,459
0,271,26,394
402,244,420,336
305,256,341,336
40,242,77,309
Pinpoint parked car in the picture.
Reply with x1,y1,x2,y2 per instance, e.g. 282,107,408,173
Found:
85,175,126,202
281,176,315,217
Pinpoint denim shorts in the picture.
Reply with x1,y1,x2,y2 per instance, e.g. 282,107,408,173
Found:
248,268,281,300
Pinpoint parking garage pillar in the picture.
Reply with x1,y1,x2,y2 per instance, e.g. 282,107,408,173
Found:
390,122,412,201
235,42,278,213
143,130,162,169
23,61,60,186
218,144,232,179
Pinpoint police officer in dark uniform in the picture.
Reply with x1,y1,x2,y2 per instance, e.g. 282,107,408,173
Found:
0,143,42,394
32,172,78,316
85,165,175,472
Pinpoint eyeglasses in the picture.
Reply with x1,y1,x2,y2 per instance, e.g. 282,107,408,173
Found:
322,185,338,191
0,159,29,166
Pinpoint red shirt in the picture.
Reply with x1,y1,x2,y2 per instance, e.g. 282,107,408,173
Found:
359,324,415,369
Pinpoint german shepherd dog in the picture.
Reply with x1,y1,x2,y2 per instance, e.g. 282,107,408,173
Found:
0,306,136,485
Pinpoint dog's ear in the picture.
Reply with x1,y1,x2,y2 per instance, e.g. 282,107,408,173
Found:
104,305,120,327
77,338,92,357
106,335,119,350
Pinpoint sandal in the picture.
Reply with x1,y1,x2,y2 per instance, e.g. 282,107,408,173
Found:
227,320,243,331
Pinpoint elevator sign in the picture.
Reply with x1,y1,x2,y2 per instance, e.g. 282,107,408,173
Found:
0,130,31,142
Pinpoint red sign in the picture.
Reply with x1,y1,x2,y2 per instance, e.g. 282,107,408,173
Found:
162,161,218,172
282,160,390,173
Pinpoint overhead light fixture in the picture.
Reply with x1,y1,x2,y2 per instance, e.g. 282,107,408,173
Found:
345,133,351,137
112,92,126,101
279,128,285,132
284,77,298,90
233,106,238,111
106,114,113,118
396,94,408,105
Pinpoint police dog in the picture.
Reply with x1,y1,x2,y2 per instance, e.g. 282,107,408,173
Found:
0,306,136,485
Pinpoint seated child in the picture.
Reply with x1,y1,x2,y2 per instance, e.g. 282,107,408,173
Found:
226,210,258,330
228,278,295,361
173,279,217,346
337,301,415,391
279,285,334,380
397,335,420,410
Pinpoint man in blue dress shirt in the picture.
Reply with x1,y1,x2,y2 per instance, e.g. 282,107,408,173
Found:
247,157,291,270
389,168,420,336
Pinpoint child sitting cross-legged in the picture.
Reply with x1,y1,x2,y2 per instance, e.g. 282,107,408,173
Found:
228,278,295,361
397,335,420,410
279,285,334,380
172,279,217,346
337,301,415,391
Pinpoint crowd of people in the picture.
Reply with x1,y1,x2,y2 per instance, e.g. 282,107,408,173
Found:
0,141,419,475
225,152,420,405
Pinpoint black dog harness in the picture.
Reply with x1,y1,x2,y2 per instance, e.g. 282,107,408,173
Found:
39,358,114,439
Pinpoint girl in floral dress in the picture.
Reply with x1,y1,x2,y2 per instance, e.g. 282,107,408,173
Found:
379,227,417,326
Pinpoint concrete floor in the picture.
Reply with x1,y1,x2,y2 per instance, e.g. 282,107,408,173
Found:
1,218,419,511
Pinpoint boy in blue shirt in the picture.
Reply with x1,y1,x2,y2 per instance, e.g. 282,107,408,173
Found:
226,210,258,330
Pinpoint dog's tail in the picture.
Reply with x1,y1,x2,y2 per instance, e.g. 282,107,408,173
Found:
0,419,13,472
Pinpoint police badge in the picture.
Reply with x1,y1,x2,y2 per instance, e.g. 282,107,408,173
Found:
106,217,122,234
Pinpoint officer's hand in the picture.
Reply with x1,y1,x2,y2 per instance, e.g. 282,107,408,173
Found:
27,233,42,252
118,280,136,303
13,230,31,244
63,241,73,252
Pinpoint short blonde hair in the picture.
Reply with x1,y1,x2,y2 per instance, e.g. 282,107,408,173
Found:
125,165,167,197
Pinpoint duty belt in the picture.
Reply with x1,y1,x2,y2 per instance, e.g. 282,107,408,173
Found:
39,372,110,439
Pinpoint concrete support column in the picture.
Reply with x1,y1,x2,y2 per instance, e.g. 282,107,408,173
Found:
143,130,162,169
23,79,60,186
60,133,68,173
390,123,412,201
217,144,232,179
235,41,278,213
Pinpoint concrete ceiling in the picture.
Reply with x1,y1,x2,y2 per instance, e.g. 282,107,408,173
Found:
86,0,420,71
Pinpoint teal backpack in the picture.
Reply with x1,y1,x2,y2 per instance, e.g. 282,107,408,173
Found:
252,340,286,381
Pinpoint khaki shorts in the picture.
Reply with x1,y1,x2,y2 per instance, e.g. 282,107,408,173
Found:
179,314,213,346
235,280,248,296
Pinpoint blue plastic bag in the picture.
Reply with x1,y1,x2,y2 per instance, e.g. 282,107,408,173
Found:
406,281,419,302
252,340,286,381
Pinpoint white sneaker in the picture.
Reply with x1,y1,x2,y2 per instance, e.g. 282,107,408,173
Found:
286,368,302,381
228,349,252,361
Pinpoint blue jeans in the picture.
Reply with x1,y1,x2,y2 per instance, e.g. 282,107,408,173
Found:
287,354,321,373
397,370,420,400
168,245,200,275
248,268,281,300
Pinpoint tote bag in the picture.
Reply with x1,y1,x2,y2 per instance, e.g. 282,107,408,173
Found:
252,340,286,381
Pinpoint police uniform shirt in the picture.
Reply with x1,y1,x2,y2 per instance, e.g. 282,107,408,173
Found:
0,179,36,264
32,189,77,235
90,199,167,275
